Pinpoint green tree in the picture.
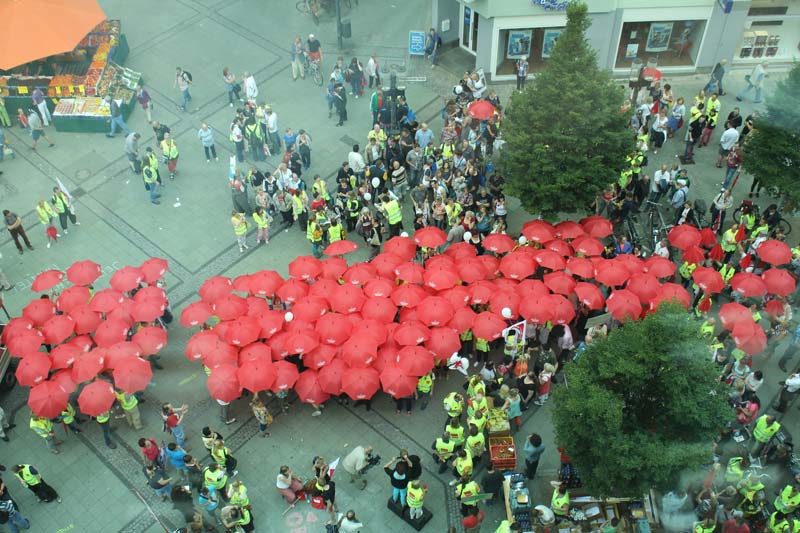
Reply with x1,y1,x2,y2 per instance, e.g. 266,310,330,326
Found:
552,305,732,496
500,1,632,218
741,63,800,206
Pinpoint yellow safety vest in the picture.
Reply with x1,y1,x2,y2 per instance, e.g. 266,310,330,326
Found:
292,194,305,215
751,225,769,239
443,393,463,416
679,261,697,279
36,203,55,224
235,508,252,526
475,337,490,352
753,415,780,443
726,457,745,483
229,485,250,507
346,198,360,218
720,264,735,283
696,523,716,533
417,375,433,393
143,166,158,185
29,417,52,438
232,217,247,236
15,465,39,486
253,211,269,229
552,488,570,515
115,391,138,411
468,414,488,433
211,446,229,466
307,221,322,243
467,396,488,418
328,224,344,242
775,485,800,513
60,403,76,425
461,329,473,341
700,321,715,338
313,181,330,201
496,521,513,533
435,438,455,460
160,139,179,159
457,480,480,502
742,212,756,231
204,467,227,489
466,433,486,456
769,513,790,533
97,411,111,424
447,424,465,445
385,200,402,225
407,485,425,508
52,192,68,214
446,202,462,226
721,229,738,252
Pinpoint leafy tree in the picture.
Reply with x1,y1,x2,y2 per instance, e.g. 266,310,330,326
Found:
500,1,632,218
741,63,800,206
552,305,732,496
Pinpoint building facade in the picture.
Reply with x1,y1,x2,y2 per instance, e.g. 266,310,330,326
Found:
431,0,800,81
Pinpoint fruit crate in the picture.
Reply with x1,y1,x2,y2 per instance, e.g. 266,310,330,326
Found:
489,437,516,470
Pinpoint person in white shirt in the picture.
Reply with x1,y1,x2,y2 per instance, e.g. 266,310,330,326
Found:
242,71,258,104
716,122,740,166
468,72,486,99
347,144,366,180
330,510,364,532
366,54,380,89
775,372,800,411
736,62,767,103
653,239,670,259
272,163,292,191
264,107,279,154
710,189,733,234
744,370,763,396
652,164,671,203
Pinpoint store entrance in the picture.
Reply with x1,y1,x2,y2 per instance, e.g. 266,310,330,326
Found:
461,5,479,55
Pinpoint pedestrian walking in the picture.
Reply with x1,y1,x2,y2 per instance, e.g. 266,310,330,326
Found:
106,93,132,138
231,118,245,163
243,71,259,104
334,84,347,126
296,129,312,170
367,54,381,89
0,407,15,442
135,81,153,123
28,415,61,454
705,59,727,94
197,123,218,162
27,109,53,150
174,67,193,112
325,76,337,118
35,199,58,249
216,398,236,426
424,28,440,67
125,132,141,173
736,62,767,104
96,410,117,449
250,396,272,437
12,464,61,503
222,67,242,107
142,150,161,205
773,372,800,412
264,106,280,154
523,434,545,480
0,496,30,532
348,58,364,98
160,132,179,180
51,187,78,234
3,210,33,254
290,36,306,81
231,211,249,253
198,486,220,526
31,88,51,126
516,58,529,90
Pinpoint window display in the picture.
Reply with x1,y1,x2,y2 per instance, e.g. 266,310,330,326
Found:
615,20,707,69
495,27,564,76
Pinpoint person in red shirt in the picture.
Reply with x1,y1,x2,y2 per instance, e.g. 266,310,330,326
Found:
723,515,750,533
138,437,161,467
461,506,484,532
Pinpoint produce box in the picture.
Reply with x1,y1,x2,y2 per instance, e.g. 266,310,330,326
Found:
487,408,510,436
489,437,516,470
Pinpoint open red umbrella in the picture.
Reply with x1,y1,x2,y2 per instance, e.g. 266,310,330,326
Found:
237,358,276,393
468,99,496,120
448,307,477,334
391,284,428,308
690,267,725,294
397,346,435,377
441,285,471,309
295,369,331,405
490,290,521,320
106,343,142,370
482,234,515,254
650,283,691,310
305,345,338,369
66,260,102,286
352,318,389,344
413,227,448,248
643,256,676,278
626,273,661,303
719,302,753,330
51,344,80,370
31,270,64,292
199,276,233,302
548,294,576,325
415,296,455,328
363,278,395,299
757,240,792,266
130,300,165,324
371,253,404,279
277,278,310,303
239,342,271,365
425,327,461,360
358,297,394,324
93,319,130,348
580,215,613,238
271,360,300,391
443,242,477,260
51,369,78,394
543,271,576,295
730,272,767,298
606,289,642,322
330,284,366,314
519,295,553,324
681,246,706,265
574,282,605,310
534,250,567,271
56,285,91,313
233,273,253,292
22,299,56,326
290,296,328,322
762,269,796,296
324,240,359,256
42,314,75,345
133,286,167,306
113,356,152,393
314,313,352,346
223,316,260,346
289,256,323,280
342,263,377,286
78,380,116,417
499,252,535,280
472,312,506,341
732,320,767,355
284,329,320,355
110,266,144,293
765,299,785,317
89,288,125,314
424,268,459,291
521,220,555,243
545,238,573,257
571,236,605,257
132,326,167,356
320,257,348,281
3,317,33,345
207,364,242,402
248,270,284,297
316,357,347,394
341,336,379,367
6,330,44,357
615,254,645,275
395,262,425,284
180,301,214,328
456,258,488,284
185,330,221,361
380,364,418,398
15,352,51,387
394,322,431,346
555,220,586,240
668,224,702,249
699,228,718,247
28,380,69,418
139,258,169,285
72,349,106,382
563,257,593,279
212,294,248,321
384,237,417,261
342,367,381,400
595,262,629,287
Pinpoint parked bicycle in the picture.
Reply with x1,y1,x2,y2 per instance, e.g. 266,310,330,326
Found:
643,200,672,254
732,199,792,236
296,0,352,24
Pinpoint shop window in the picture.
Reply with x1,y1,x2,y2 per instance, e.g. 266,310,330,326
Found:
747,6,788,16
614,20,707,69
495,27,564,76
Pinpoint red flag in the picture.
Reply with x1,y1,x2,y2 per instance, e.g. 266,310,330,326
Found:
735,224,746,242
697,296,712,313
708,243,724,262
46,226,58,240
740,254,752,270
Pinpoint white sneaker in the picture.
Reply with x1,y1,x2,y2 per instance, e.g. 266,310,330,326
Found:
47,242,51,248
229,103,233,108
74,222,81,226
56,233,61,237
243,244,249,249
239,247,244,253
206,159,210,163
232,470,239,477
63,229,68,235
312,410,322,417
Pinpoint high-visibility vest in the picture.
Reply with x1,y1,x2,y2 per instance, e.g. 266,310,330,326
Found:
753,415,780,443
434,438,455,460
742,212,756,231
552,488,570,515
726,457,745,483
466,432,486,456
447,424,465,445
52,192,68,214
115,391,138,411
618,169,633,188
752,311,762,323
97,411,111,424
236,508,252,526
232,217,247,236
307,221,322,243
695,522,716,533
719,264,735,283
461,329,473,341
769,513,790,533
29,417,52,438
328,224,344,242
160,139,179,159
679,261,697,279
457,480,480,502
751,225,769,239
229,485,250,507
443,393,463,416
466,379,486,399
467,396,488,418
417,375,433,393
36,203,55,224
15,465,39,486
292,195,305,216
313,181,330,201
385,200,402,225
475,337,490,352
721,229,738,252
211,446,229,466
700,321,715,338
253,211,269,229
245,123,263,141
445,202,462,226
407,485,425,508
504,334,522,356
60,403,76,425
775,485,800,513
468,414,488,433
346,198,360,218
204,467,227,489
496,521,513,533
143,166,158,185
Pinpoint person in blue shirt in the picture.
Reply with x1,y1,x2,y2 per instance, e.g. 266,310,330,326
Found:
283,128,298,150
614,235,633,256
414,123,433,151
165,442,188,480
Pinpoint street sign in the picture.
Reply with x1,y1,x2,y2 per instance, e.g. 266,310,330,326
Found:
409,31,426,56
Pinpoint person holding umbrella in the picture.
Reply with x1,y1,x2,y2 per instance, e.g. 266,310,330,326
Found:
28,415,61,454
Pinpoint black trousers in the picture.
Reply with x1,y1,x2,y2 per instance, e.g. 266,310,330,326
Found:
29,480,58,502
525,459,540,480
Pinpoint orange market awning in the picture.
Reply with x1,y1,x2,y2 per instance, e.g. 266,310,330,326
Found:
0,0,107,70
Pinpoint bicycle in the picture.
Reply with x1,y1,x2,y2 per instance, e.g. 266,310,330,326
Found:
303,54,323,86
732,200,792,236
296,0,352,22
644,200,671,253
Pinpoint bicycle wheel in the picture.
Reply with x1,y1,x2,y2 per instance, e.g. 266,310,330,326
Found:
778,217,792,236
313,65,323,86
733,207,742,224
296,0,310,13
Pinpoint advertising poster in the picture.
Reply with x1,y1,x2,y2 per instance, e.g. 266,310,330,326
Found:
646,22,673,52
541,29,562,58
507,30,532,59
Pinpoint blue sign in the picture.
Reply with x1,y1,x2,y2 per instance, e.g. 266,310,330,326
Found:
717,0,733,13
532,0,568,10
409,31,426,56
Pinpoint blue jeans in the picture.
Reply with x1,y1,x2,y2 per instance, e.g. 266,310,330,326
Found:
737,83,762,103
109,115,131,136
148,181,158,203
181,88,192,111
155,484,171,498
722,166,737,189
311,241,322,258
426,47,437,65
5,510,30,532
235,140,245,162
392,487,407,504
172,425,186,447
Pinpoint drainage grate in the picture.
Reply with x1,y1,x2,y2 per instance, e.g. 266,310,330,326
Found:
71,186,86,198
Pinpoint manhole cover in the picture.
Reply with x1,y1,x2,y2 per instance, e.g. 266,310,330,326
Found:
71,187,86,198
339,135,359,146
75,169,92,180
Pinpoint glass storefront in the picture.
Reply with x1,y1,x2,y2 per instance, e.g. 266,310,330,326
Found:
614,20,707,69
734,3,800,62
495,27,564,76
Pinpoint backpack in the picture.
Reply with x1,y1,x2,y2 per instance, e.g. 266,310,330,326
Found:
436,35,443,48
182,71,193,83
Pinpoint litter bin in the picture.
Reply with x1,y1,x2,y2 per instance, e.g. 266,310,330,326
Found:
341,19,352,39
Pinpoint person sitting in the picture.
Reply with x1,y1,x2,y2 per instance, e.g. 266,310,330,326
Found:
276,465,305,504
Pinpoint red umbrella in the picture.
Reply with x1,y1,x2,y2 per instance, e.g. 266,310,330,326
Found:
606,289,642,322
180,301,214,327
765,299,785,317
521,220,555,243
31,270,64,292
308,279,339,305
545,239,573,257
384,237,417,261
139,257,169,285
222,316,259,346
93,319,130,348
342,367,381,400
28,380,69,418
212,294,248,321
380,364,418,398
363,278,395,299
448,307,477,334
342,263,377,285
580,216,613,238
22,299,56,326
290,296,327,322
394,321,431,345
239,342,271,365
763,269,796,296
42,314,75,345
295,369,331,405
690,267,725,294
56,285,91,313
321,257,348,281
133,286,167,306
543,271,576,295
352,318,389,344
643,256,676,278
548,294,576,325
207,364,242,402
425,327,460,360
441,285,470,309
284,329,320,355
324,239,359,256
66,260,102,286
315,313,353,345
467,99,496,120
249,270,284,297
130,300,165,323
305,344,338,369
113,356,152,393
68,334,93,353
730,272,767,298
490,290,521,320
132,326,167,356
424,268,459,291
330,284,366,314
89,288,124,313
246,296,270,317
574,282,605,310
232,274,252,293
571,236,605,257
271,360,300,391
78,380,117,417
256,311,285,339
719,302,753,330
499,251,536,280
51,344,80,370
443,242,477,260
472,312,506,341
317,358,347,394
15,352,51,387
276,279,309,303
520,295,552,324
358,297,394,324
681,246,706,265
341,336,379,367
595,262,630,287
371,253,404,279
483,234,515,254
395,262,425,284
414,226,447,248
534,250,567,271
455,258,487,284
757,240,792,266
555,220,586,240
699,228,718,247
6,330,44,357
626,273,661,303
72,349,106,382
479,255,500,277
668,224,702,249
289,256,323,280
110,266,144,293
392,284,428,308
615,254,645,275
732,320,767,355
415,296,454,328
199,276,233,302
651,283,691,310
467,282,491,306
397,346,435,377
237,358,276,393
564,257,594,279
51,369,78,394
106,342,142,370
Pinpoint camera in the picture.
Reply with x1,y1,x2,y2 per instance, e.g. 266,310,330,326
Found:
364,452,382,471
